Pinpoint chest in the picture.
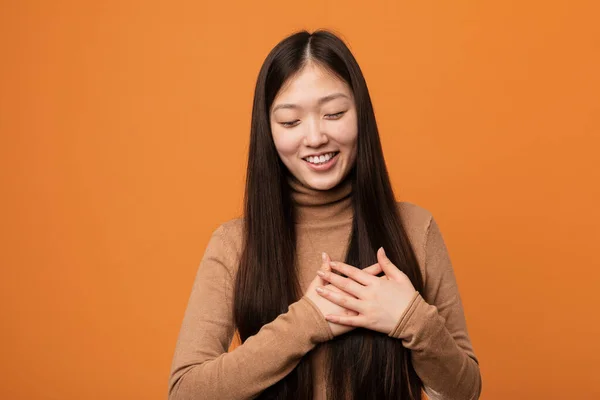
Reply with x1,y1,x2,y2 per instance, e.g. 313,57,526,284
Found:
295,222,353,293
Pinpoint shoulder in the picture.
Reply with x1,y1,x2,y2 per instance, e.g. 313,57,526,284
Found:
395,201,436,277
396,201,434,241
215,217,244,246
205,217,245,275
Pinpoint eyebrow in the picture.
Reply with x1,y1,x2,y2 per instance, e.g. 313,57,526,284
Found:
271,93,350,113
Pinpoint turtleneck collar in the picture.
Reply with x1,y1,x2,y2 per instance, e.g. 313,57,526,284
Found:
287,174,354,225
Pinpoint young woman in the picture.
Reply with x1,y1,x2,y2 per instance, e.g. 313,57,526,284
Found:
168,30,481,400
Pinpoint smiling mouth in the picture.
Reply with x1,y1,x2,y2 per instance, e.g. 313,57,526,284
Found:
303,151,339,165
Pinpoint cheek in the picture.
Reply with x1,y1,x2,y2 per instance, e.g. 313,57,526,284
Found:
331,115,358,149
272,129,301,159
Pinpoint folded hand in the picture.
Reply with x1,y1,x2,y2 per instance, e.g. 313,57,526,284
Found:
315,247,417,335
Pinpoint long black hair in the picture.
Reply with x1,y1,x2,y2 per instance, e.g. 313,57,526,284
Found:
233,29,424,400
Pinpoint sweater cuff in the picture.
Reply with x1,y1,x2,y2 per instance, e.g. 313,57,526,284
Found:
388,291,426,339
298,296,334,342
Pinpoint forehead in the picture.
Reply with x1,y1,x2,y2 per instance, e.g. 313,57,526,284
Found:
274,64,352,104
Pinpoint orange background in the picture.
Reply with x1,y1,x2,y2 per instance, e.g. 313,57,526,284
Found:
1,1,599,399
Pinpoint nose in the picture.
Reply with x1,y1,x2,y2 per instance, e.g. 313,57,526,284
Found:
303,117,328,147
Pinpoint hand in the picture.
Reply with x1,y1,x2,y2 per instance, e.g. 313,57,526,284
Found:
305,252,383,337
315,247,417,335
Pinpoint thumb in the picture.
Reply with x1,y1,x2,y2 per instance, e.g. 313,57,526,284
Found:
377,247,402,281
321,252,331,271
318,252,331,286
307,252,331,292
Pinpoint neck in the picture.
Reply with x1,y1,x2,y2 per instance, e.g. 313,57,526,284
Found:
286,174,354,225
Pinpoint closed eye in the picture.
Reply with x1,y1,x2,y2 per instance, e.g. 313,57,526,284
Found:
281,120,299,127
280,111,346,128
325,111,346,119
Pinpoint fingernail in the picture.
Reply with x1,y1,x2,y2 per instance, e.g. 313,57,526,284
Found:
322,252,327,262
317,270,325,277
380,247,387,258
329,261,338,267
316,287,325,293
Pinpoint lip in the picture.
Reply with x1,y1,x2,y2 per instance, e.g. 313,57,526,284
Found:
303,152,340,172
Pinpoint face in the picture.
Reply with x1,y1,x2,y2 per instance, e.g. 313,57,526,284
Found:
269,62,358,191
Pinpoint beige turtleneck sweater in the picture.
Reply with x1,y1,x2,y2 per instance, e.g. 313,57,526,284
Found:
168,176,481,400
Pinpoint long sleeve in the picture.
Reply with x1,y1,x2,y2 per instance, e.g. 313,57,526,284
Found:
388,217,482,400
168,223,333,400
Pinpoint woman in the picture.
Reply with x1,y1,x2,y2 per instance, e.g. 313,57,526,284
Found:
168,30,481,400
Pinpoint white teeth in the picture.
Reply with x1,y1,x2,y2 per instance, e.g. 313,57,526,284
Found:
305,152,336,165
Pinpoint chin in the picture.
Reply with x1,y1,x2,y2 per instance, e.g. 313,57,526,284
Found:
302,175,341,191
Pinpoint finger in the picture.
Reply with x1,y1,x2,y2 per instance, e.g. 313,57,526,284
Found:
323,283,349,295
317,269,366,298
377,247,404,281
328,261,379,286
306,252,330,293
316,286,366,314
306,272,323,292
322,260,383,297
362,262,383,276
363,262,390,280
321,252,331,271
324,313,367,328
315,252,332,287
